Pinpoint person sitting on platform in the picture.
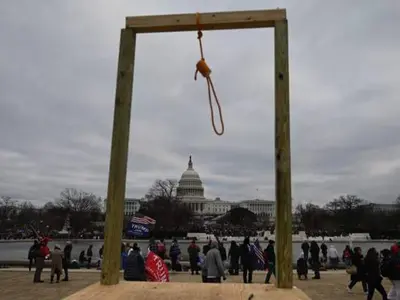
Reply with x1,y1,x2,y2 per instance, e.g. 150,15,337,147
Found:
124,244,146,282
297,251,308,280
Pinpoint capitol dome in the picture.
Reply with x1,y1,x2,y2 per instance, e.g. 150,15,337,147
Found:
177,155,205,201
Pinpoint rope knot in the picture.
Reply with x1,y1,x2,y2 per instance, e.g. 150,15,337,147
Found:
195,59,211,80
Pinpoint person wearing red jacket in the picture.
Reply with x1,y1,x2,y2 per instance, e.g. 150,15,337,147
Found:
33,237,50,283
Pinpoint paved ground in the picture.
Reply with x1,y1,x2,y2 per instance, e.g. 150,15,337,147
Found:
0,269,393,300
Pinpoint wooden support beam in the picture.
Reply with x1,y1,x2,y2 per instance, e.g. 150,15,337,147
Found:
101,28,136,286
126,9,286,33
274,19,293,289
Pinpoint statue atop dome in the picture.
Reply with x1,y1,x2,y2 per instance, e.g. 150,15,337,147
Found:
188,155,193,169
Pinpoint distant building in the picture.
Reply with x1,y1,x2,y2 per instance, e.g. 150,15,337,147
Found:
176,155,276,219
367,202,399,213
103,198,142,216
238,199,276,221
104,156,277,220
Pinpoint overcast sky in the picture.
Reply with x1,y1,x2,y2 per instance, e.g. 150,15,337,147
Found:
0,1,399,206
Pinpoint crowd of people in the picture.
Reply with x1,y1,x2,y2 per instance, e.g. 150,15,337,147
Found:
122,237,275,284
343,243,400,300
28,238,72,283
26,236,400,300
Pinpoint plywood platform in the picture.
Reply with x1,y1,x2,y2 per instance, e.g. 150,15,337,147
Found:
64,282,310,300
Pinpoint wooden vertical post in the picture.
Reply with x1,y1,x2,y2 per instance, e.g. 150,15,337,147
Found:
101,28,136,285
274,19,293,289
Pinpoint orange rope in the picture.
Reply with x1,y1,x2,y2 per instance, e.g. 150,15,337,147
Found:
194,12,225,136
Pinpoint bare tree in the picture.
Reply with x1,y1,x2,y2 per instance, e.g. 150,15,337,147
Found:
0,196,17,219
57,188,101,213
53,188,102,234
145,179,178,201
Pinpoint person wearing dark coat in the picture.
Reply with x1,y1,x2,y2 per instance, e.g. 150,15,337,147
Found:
218,242,227,262
347,247,368,293
187,239,200,275
264,240,276,284
99,245,104,259
33,237,50,283
228,241,240,275
381,243,400,300
364,248,387,300
28,240,39,272
86,245,93,269
62,241,72,281
309,241,321,279
301,241,310,261
124,245,146,281
169,238,181,271
320,242,328,263
240,237,255,283
203,240,211,256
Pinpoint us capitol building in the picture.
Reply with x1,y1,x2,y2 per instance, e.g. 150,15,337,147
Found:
120,156,275,221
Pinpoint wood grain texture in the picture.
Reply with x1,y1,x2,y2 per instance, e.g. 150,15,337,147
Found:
274,19,293,289
64,282,310,300
126,9,286,33
101,28,136,285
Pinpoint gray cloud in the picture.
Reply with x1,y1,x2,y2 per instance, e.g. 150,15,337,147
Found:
0,0,399,206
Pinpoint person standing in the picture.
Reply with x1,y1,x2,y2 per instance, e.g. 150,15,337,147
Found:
228,241,240,275
264,240,276,284
28,240,38,272
301,240,310,262
33,237,50,283
381,243,400,300
187,239,200,275
364,247,388,300
328,245,339,270
50,244,64,284
203,241,226,283
62,241,72,281
99,244,104,259
240,237,255,283
148,238,158,253
169,238,181,271
320,242,328,264
342,245,353,267
310,241,321,279
347,247,368,294
157,239,167,259
86,245,93,269
203,240,211,256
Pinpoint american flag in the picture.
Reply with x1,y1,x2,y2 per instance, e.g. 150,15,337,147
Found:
131,215,156,225
252,243,265,265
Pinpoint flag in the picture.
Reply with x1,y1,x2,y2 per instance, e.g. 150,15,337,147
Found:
131,215,156,225
252,242,265,265
145,251,170,282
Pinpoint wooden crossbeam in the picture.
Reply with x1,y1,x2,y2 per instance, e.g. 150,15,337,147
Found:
126,9,286,33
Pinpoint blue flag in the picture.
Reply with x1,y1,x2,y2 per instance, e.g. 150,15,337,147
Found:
126,222,150,237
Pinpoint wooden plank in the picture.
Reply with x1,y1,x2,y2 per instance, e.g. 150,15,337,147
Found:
64,282,310,300
274,19,293,289
100,28,136,285
126,9,286,33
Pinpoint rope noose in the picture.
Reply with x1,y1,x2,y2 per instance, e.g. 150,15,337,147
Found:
194,12,225,136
